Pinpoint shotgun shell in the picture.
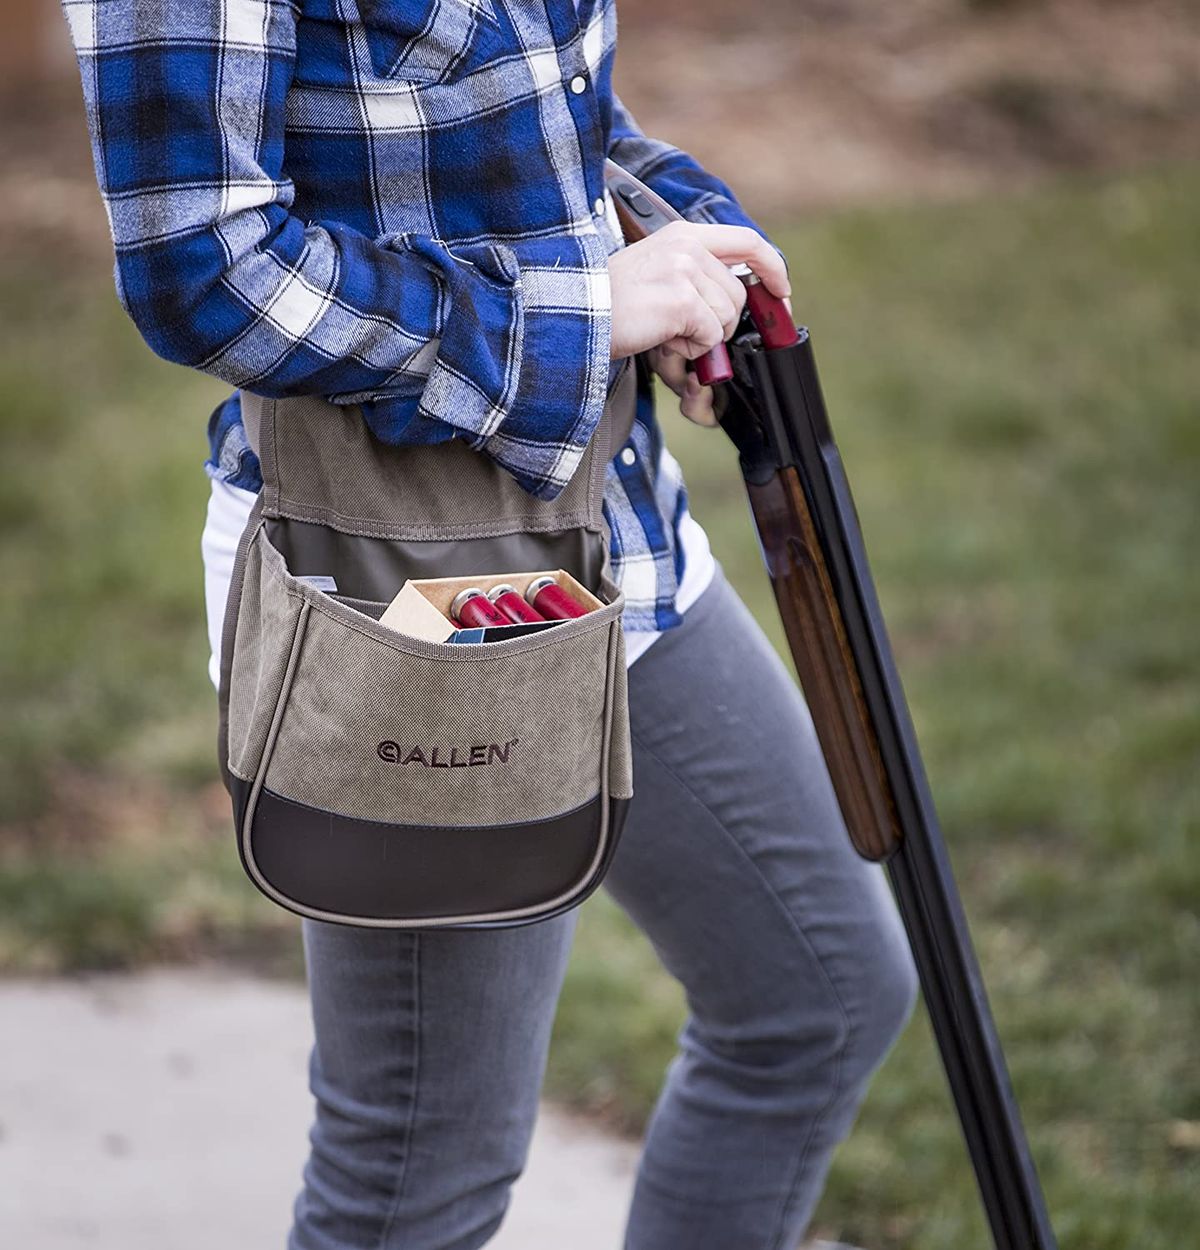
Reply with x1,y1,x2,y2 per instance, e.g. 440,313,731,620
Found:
488,583,548,623
741,272,799,350
694,342,734,386
525,576,589,620
450,587,508,628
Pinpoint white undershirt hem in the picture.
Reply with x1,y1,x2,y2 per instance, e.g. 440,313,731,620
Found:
622,504,715,667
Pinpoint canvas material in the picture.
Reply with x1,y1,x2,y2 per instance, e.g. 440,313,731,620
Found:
216,361,636,926
241,358,634,541
227,525,628,826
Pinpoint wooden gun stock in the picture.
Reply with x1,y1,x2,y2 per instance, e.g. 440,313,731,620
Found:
747,466,900,859
722,331,907,860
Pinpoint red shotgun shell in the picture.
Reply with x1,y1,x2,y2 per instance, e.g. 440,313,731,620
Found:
488,583,547,623
525,576,589,620
450,587,509,628
742,272,799,349
694,342,734,386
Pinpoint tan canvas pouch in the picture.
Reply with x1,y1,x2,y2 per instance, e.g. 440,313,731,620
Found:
216,361,637,929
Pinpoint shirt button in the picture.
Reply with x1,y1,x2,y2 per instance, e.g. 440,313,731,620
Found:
593,196,606,216
569,74,588,94
620,447,636,466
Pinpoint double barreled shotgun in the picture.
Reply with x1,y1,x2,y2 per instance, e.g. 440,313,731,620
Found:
605,159,1058,1250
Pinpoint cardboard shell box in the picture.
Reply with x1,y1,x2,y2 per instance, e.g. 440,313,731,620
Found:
378,568,603,644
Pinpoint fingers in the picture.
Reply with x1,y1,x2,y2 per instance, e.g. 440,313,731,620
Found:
648,346,718,428
695,251,749,340
658,245,738,355
673,222,791,299
680,369,718,427
692,269,743,342
650,345,688,396
692,246,750,323
607,219,793,361
662,298,725,360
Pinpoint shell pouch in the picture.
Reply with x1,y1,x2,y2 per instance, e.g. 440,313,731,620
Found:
216,362,638,929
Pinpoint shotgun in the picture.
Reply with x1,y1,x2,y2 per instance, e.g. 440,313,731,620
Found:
605,159,1058,1250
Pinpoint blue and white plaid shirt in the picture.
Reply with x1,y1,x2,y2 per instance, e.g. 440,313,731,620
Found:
62,0,772,631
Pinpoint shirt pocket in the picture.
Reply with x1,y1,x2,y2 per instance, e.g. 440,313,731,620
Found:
357,0,502,86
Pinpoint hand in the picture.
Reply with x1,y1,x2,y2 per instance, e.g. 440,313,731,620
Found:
608,221,791,362
648,345,721,427
649,294,795,428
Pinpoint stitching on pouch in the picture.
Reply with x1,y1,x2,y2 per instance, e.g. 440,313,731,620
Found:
302,592,614,661
265,502,594,540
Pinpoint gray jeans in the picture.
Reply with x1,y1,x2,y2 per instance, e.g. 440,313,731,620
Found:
288,564,917,1250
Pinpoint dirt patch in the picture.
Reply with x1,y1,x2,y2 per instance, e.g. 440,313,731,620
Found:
0,80,111,268
614,0,1200,217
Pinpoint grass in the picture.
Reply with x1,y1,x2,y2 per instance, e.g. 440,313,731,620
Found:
2,163,1198,1247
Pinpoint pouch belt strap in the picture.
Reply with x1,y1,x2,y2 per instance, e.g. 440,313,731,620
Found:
608,356,638,451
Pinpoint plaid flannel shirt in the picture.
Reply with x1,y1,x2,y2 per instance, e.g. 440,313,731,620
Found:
62,0,773,631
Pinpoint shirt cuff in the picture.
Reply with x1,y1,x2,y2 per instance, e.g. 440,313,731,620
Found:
464,233,614,501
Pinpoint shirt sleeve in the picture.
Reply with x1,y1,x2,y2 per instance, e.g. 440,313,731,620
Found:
60,0,612,500
607,93,786,265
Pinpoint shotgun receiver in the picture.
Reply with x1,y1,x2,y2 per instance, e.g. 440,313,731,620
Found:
605,159,1058,1250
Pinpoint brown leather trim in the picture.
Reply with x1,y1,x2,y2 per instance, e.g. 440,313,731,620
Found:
235,781,612,924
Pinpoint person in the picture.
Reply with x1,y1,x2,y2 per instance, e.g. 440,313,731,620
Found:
62,1,918,1246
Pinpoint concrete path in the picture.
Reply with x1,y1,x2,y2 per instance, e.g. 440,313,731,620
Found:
0,969,639,1249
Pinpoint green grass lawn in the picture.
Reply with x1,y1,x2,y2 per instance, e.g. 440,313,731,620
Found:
2,164,1197,1248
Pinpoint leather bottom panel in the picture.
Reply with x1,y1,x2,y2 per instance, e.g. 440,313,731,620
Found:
235,780,609,923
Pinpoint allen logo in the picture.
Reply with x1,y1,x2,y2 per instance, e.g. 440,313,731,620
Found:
377,739,520,768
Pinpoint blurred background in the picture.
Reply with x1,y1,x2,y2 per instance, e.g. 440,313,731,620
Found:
1,2,1197,1248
